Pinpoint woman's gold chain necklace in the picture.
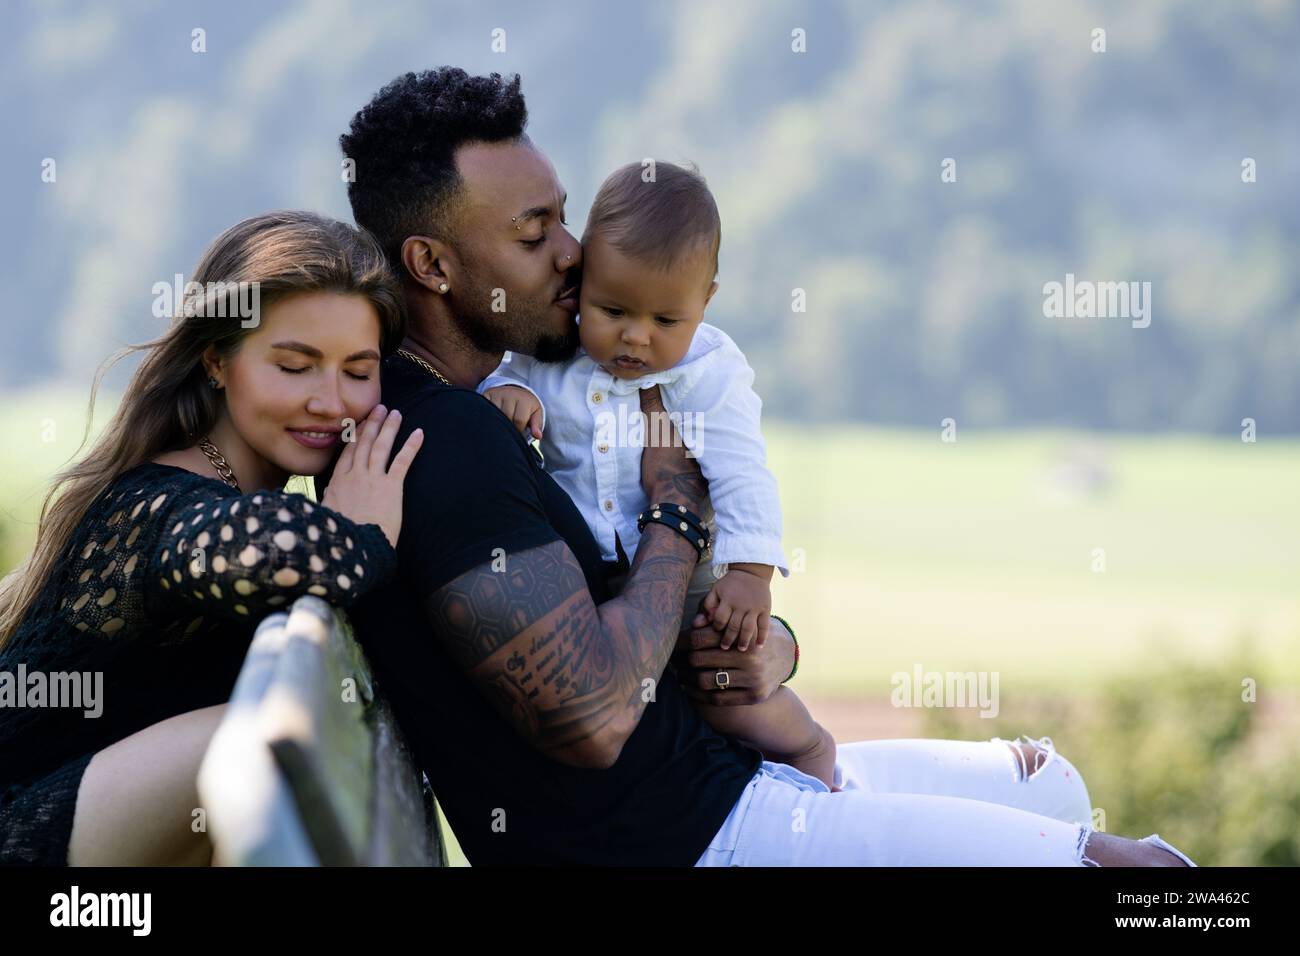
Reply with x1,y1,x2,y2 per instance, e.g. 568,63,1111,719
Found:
198,437,241,491
397,347,454,387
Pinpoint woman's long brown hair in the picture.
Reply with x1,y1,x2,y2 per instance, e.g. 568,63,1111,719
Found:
0,210,405,649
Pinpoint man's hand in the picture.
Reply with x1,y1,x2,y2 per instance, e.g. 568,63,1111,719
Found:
671,615,796,706
484,385,544,440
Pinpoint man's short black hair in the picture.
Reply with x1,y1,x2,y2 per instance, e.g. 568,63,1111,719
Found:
340,67,529,270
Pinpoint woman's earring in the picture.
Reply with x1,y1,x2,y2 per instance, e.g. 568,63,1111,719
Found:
438,282,449,293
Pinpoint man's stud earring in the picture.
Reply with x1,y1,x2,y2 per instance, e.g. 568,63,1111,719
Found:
438,282,449,293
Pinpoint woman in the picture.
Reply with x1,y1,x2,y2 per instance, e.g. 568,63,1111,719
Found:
0,210,424,865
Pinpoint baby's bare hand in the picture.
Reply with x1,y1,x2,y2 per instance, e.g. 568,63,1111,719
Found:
702,567,772,652
484,385,543,440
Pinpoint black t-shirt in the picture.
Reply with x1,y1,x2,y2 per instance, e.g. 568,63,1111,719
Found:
340,353,762,866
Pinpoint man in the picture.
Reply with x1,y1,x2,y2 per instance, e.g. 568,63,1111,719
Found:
336,67,769,865
332,67,1194,867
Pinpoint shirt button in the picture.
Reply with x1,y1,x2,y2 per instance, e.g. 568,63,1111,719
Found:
597,442,609,453
603,500,614,511
591,392,603,404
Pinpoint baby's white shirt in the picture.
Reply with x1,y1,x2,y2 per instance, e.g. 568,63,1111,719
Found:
478,322,789,579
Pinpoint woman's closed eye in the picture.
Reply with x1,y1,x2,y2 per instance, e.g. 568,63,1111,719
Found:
278,365,371,381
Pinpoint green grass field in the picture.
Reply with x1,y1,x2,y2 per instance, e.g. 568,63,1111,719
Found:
4,386,1298,698
764,422,1300,696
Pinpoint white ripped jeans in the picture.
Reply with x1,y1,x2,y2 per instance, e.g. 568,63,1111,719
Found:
695,734,1100,866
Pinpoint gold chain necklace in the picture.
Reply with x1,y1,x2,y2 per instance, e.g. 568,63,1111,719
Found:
397,347,454,387
198,437,241,491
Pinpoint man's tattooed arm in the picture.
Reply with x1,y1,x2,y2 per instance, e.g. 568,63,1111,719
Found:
423,384,706,768
423,520,700,768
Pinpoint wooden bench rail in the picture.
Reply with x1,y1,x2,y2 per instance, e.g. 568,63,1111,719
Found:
197,595,445,866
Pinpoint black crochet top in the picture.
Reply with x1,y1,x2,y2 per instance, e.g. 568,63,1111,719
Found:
0,462,397,788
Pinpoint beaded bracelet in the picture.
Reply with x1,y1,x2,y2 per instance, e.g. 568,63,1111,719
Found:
637,503,711,557
771,613,799,683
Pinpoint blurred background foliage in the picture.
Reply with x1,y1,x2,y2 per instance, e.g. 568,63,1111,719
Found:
923,644,1300,866
2,0,1297,432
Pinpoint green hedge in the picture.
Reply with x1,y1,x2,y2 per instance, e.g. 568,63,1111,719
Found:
921,642,1300,866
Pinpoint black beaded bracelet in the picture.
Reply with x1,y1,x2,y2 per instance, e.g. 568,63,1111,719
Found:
637,503,711,557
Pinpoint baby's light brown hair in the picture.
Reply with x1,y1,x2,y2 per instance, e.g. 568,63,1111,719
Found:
583,160,721,285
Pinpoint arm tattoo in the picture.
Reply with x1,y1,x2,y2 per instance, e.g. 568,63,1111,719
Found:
424,529,697,760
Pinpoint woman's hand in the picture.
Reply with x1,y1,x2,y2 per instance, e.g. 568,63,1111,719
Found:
321,404,423,548
672,614,796,706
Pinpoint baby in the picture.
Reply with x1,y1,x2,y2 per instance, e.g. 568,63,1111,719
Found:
480,160,836,787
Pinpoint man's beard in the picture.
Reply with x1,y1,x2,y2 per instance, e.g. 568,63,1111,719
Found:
530,321,581,363
452,262,580,363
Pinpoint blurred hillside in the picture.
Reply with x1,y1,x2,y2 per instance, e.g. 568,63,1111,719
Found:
2,0,1297,431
